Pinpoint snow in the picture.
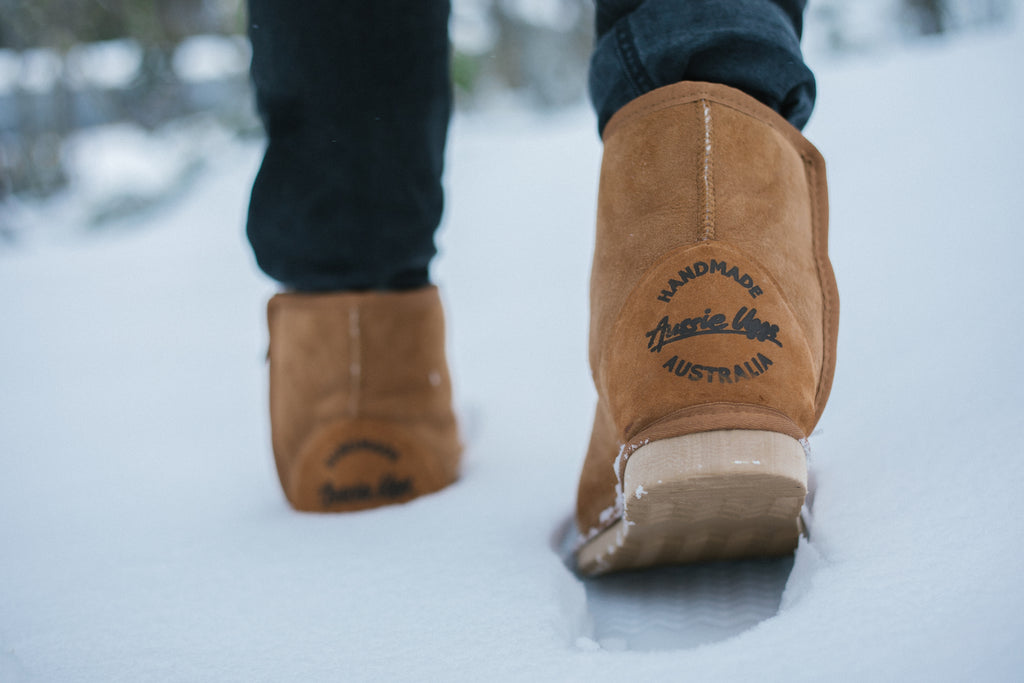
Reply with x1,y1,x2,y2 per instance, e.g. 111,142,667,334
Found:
17,49,62,94
172,35,250,83
65,40,142,91
498,0,583,31
0,50,21,95
7,119,236,241
3,21,1024,682
451,1,499,55
62,124,195,201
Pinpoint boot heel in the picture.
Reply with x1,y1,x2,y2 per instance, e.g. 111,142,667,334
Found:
577,430,806,575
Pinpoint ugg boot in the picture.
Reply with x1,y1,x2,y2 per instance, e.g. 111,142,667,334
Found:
575,82,838,574
267,286,461,512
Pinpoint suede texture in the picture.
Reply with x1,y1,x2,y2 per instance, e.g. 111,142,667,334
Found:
267,286,461,512
576,81,838,536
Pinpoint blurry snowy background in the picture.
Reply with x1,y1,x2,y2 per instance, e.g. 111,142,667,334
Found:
0,0,1017,240
3,1,1024,680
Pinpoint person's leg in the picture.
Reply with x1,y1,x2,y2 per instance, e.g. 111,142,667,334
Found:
247,0,452,291
575,0,838,573
248,1,461,512
589,0,815,134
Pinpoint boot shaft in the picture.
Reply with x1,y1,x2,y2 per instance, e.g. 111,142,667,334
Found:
589,81,838,445
267,287,460,511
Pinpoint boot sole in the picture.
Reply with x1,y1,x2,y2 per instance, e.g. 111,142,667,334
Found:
576,430,807,576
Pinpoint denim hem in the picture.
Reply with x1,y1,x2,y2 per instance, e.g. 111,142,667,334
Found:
614,20,654,99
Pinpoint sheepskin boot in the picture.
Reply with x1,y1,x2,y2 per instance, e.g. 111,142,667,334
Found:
267,286,461,512
575,82,839,574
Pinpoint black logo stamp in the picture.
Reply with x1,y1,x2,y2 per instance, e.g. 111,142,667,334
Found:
645,256,785,383
325,439,400,468
657,258,764,303
645,307,782,353
660,353,774,384
319,474,413,507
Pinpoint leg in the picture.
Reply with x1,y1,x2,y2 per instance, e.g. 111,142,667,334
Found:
247,1,461,512
589,0,815,134
247,0,452,291
575,0,838,573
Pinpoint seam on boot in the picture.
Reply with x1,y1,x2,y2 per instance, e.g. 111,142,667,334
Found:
622,402,805,461
804,154,837,421
348,305,361,418
700,98,716,241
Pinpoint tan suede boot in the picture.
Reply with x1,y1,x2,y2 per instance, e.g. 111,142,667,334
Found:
267,286,461,512
575,82,838,574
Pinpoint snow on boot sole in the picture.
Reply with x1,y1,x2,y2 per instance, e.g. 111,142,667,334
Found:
577,430,806,576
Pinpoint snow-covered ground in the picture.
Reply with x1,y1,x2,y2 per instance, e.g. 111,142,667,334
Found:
2,21,1023,682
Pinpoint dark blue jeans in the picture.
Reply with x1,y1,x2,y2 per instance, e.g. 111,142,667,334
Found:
591,0,813,133
247,0,814,291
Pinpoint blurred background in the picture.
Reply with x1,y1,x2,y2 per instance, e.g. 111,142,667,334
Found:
0,0,1016,242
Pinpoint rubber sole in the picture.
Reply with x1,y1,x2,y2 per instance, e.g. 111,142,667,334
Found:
576,430,807,576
